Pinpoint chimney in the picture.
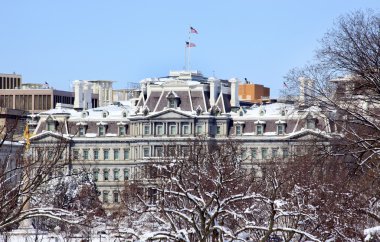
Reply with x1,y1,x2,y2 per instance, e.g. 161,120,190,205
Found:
98,83,104,107
299,77,306,106
83,81,92,109
73,80,83,109
229,78,240,109
208,77,220,106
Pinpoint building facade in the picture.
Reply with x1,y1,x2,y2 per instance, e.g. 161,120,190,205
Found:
29,71,334,205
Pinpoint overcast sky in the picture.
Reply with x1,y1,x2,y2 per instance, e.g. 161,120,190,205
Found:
1,1,379,97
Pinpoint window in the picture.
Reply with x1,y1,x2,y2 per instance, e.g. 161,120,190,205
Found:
103,169,109,181
196,125,203,135
261,148,268,159
83,149,89,160
169,99,176,108
104,149,109,160
155,146,163,157
124,168,129,180
122,112,127,118
93,169,99,181
113,169,119,181
251,148,257,159
143,147,150,157
277,124,285,135
256,125,264,135
98,126,105,136
156,123,164,135
282,148,289,158
114,149,119,160
93,149,99,160
216,125,221,135
102,112,107,118
47,121,55,131
169,123,177,135
181,146,190,157
307,119,316,129
182,123,190,135
73,149,79,160
124,148,130,160
113,192,119,203
119,126,126,136
236,125,242,135
103,191,109,203
79,126,86,136
144,125,150,135
272,148,278,158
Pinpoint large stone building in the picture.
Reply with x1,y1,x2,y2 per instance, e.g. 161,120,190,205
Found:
29,70,333,205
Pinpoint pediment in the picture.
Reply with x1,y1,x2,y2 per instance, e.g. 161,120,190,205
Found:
30,131,70,143
288,130,330,141
147,109,194,120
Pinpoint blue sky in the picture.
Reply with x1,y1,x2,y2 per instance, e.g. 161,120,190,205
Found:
1,1,379,97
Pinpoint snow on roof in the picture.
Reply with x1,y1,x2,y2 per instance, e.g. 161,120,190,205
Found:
39,107,79,116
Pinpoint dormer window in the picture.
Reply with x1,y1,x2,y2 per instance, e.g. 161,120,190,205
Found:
82,111,89,118
119,126,126,136
79,126,86,136
277,124,285,135
102,111,108,118
46,117,56,132
122,111,127,118
167,91,180,109
98,126,105,136
256,125,264,135
236,125,242,135
254,120,266,135
275,120,286,135
306,114,316,129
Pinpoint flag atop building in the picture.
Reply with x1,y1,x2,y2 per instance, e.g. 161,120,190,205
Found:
186,41,196,47
23,123,30,150
190,26,198,34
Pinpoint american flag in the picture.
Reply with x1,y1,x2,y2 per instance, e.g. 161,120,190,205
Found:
186,41,196,47
190,26,198,34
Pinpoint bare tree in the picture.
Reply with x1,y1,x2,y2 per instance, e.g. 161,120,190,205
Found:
0,125,80,232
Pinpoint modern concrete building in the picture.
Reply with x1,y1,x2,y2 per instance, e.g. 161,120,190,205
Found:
29,70,333,205
0,73,22,89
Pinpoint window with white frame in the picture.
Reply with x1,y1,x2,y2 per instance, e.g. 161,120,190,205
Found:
124,148,130,160
216,125,221,135
118,126,126,136
251,148,257,159
182,123,190,135
282,148,289,158
73,149,79,160
98,126,105,136
124,168,129,180
114,149,119,160
113,191,119,203
92,169,99,181
46,119,56,131
113,169,119,181
256,125,264,135
196,124,203,135
156,123,164,135
103,169,109,181
103,191,109,203
277,124,285,135
93,149,99,160
79,126,86,136
103,149,109,160
261,148,268,159
83,149,89,160
144,124,150,135
169,123,177,135
155,146,163,157
236,125,242,135
143,147,150,157
272,148,278,158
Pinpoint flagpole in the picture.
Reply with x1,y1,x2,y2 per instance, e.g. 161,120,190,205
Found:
188,26,191,71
